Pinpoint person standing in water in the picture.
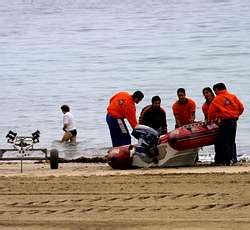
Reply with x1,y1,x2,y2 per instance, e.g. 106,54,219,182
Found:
202,87,215,122
60,105,77,143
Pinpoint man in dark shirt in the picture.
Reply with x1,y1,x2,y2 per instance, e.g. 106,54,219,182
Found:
139,96,167,135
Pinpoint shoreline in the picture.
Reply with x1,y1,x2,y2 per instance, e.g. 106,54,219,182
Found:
0,161,250,177
0,162,249,229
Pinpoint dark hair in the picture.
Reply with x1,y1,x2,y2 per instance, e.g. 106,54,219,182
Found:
132,91,144,100
152,96,161,103
177,88,186,95
61,105,70,112
202,87,215,103
213,83,226,91
202,87,215,96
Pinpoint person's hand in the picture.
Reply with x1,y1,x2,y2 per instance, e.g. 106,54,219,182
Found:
190,119,195,124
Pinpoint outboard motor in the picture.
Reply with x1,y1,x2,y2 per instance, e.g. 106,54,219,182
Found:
132,125,159,162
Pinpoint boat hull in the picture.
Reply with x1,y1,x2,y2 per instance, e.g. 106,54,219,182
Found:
107,122,219,169
107,145,132,169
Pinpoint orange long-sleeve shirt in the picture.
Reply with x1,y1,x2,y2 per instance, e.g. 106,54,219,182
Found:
208,90,244,121
107,92,137,128
172,98,196,126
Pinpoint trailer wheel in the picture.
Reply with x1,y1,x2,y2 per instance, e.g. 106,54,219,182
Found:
50,149,59,169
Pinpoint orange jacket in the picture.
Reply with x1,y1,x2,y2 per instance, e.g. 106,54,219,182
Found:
202,101,211,120
172,98,196,126
208,90,244,121
107,92,137,128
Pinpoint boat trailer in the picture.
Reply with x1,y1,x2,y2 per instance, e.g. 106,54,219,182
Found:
0,130,59,172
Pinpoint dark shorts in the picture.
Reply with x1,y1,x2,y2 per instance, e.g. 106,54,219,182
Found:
69,129,77,137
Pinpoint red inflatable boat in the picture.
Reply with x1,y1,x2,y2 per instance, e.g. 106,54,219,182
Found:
166,122,219,150
107,122,219,169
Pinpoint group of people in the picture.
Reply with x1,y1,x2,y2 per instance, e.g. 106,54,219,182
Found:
106,83,244,166
59,82,244,166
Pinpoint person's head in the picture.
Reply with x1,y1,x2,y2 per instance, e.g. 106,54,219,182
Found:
61,105,70,114
177,88,186,103
202,87,215,103
213,83,226,95
132,91,144,104
151,96,161,109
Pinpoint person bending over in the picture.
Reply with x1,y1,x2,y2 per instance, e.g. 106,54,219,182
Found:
60,105,77,143
106,91,144,147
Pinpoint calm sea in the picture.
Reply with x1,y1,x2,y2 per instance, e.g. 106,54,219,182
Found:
1,0,249,160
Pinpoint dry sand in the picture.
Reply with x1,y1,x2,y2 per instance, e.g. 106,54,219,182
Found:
0,162,249,229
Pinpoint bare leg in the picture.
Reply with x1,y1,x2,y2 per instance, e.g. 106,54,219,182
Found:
61,132,73,143
70,136,76,143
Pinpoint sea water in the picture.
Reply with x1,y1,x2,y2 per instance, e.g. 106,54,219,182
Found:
0,0,249,160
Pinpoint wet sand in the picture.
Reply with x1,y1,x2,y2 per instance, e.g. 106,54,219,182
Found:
0,162,249,229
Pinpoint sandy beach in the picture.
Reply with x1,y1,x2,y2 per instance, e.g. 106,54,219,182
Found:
0,162,249,229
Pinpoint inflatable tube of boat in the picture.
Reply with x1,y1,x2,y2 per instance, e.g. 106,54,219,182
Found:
107,145,132,169
107,122,219,169
167,122,219,151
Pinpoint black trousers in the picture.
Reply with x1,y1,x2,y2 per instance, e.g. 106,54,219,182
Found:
214,119,237,165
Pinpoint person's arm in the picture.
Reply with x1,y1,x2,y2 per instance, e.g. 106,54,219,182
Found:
63,124,68,132
125,103,137,129
173,111,181,128
202,103,208,122
189,99,196,123
139,107,146,125
161,108,168,134
61,115,70,143
235,96,244,116
207,101,218,122
174,117,181,128
172,103,181,128
190,112,195,123
63,115,69,132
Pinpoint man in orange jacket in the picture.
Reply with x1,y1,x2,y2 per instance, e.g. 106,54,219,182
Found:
106,91,144,147
208,83,244,165
172,88,196,128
